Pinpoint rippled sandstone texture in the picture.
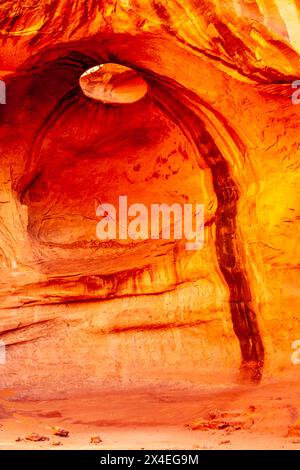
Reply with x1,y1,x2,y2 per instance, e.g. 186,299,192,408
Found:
0,0,300,396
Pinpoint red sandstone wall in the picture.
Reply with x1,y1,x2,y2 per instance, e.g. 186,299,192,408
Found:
0,0,300,396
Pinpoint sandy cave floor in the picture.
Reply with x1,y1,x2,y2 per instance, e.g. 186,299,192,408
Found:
0,371,300,450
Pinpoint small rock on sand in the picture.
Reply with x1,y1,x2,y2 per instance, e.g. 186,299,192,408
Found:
90,436,102,444
51,440,63,446
287,418,300,437
52,426,69,438
25,433,50,442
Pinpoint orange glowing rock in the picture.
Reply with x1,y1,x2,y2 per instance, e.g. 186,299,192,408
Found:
0,0,299,398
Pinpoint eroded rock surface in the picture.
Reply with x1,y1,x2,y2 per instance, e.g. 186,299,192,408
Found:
0,0,299,395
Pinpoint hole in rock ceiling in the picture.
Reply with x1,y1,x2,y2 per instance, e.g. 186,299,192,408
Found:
79,63,148,104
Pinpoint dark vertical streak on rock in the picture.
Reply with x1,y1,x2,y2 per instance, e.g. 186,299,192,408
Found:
149,79,264,382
